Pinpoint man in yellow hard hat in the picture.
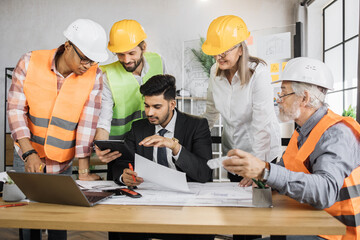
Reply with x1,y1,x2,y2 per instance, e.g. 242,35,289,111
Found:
94,19,167,180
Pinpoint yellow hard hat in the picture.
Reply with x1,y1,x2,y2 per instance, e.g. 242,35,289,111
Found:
108,19,147,53
202,15,250,56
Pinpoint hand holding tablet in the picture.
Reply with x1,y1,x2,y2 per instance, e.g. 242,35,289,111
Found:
94,140,134,162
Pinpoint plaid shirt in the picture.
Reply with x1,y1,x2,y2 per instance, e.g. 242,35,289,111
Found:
7,46,103,174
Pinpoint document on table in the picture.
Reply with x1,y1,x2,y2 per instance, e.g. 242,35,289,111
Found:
76,180,120,191
101,182,254,207
134,153,190,192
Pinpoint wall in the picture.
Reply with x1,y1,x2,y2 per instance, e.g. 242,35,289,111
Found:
307,0,333,59
0,0,298,170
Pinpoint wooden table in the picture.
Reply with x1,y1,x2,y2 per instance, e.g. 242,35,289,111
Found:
0,193,345,239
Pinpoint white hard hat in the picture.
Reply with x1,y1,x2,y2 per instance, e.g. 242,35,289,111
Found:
273,57,334,90
63,19,109,62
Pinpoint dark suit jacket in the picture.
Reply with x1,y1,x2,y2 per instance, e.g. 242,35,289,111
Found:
112,109,213,184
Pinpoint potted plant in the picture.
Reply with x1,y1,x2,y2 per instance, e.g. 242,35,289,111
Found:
342,104,356,119
191,37,216,77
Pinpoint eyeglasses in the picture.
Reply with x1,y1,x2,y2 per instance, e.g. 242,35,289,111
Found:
69,42,98,66
277,92,295,101
213,45,239,59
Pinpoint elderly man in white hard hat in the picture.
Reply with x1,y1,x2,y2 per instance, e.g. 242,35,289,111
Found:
93,19,167,180
7,18,108,239
222,57,360,240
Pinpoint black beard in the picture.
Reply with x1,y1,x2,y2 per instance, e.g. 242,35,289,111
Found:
121,56,143,72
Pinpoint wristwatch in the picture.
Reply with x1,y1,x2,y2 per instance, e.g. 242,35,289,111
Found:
22,149,38,162
78,168,90,174
262,162,270,181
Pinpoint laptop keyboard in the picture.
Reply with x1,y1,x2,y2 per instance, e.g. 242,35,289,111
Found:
86,195,106,203
82,191,114,204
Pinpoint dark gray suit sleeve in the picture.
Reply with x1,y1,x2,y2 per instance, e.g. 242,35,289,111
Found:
112,125,137,185
175,118,213,183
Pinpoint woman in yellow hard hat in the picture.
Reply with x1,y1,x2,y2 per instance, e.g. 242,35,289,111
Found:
202,15,281,186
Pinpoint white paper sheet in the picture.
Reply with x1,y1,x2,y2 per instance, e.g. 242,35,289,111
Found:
257,32,291,61
76,180,120,190
134,154,190,193
207,156,231,169
101,182,253,207
0,172,9,182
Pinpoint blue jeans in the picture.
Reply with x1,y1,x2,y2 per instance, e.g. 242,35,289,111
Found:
14,152,72,240
13,150,25,172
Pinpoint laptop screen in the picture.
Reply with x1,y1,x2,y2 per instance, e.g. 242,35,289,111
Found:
7,172,114,207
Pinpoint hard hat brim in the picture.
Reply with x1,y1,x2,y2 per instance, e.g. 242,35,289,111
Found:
64,35,109,63
108,40,143,53
201,34,249,56
271,79,283,85
271,78,334,91
85,51,109,63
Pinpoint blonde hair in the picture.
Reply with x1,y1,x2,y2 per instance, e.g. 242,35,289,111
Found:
216,41,266,86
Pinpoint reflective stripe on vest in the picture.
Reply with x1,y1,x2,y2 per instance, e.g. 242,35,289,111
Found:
100,52,163,139
283,109,360,240
23,49,96,162
29,114,78,131
30,134,76,150
111,110,144,126
29,115,78,150
31,134,45,145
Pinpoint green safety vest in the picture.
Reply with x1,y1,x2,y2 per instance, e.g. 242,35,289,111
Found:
100,52,163,139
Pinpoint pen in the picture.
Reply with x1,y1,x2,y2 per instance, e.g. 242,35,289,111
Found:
0,203,28,208
128,163,136,183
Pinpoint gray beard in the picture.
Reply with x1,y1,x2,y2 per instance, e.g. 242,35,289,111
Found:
278,103,301,123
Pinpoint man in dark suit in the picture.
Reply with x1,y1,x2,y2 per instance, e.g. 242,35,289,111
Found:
97,74,213,186
96,74,214,240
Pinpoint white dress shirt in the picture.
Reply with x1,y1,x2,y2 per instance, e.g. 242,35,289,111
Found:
97,56,167,133
202,63,281,162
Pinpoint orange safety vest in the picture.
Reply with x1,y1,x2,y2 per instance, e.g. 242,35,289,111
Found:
283,109,360,240
22,49,96,162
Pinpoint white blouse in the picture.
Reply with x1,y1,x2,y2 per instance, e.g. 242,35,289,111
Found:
202,63,281,162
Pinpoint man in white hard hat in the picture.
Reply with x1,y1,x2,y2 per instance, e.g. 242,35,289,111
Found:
93,19,167,180
7,18,108,239
222,57,360,239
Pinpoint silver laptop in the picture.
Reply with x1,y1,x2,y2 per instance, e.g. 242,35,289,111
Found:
7,172,114,207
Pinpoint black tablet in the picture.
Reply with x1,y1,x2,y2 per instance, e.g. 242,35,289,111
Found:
94,140,134,161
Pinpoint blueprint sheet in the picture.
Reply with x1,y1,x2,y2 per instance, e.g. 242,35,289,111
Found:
100,182,254,207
